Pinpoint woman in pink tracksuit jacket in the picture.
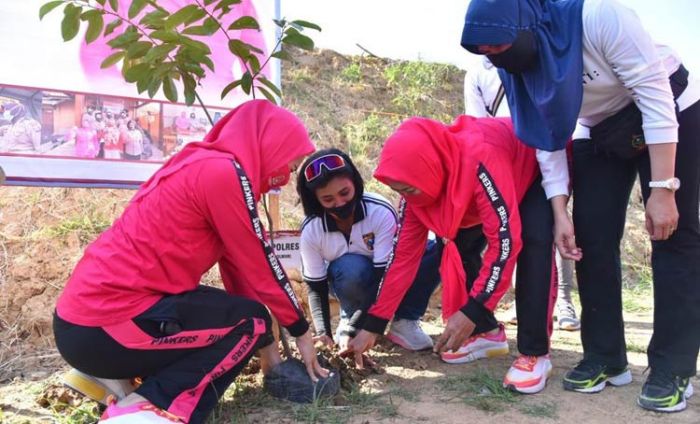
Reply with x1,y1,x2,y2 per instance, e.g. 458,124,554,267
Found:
54,100,326,424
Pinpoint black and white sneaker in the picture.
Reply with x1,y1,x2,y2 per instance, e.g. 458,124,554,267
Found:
637,369,694,413
562,360,632,393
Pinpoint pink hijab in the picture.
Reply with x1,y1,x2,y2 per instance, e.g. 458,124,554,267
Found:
374,116,485,319
134,100,314,202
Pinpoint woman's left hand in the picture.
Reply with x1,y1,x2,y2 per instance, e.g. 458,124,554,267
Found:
434,311,476,354
554,211,582,261
646,189,679,241
296,330,329,383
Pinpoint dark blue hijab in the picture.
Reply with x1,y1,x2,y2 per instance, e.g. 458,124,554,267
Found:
461,0,584,151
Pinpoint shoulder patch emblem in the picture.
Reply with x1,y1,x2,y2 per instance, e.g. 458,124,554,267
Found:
362,232,375,250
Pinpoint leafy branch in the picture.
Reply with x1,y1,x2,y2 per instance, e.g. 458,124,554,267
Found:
40,0,320,116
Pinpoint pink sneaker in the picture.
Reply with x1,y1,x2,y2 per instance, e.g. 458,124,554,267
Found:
99,400,183,423
503,354,552,394
440,324,509,364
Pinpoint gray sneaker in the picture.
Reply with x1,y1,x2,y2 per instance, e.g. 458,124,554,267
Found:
386,319,433,351
557,301,581,331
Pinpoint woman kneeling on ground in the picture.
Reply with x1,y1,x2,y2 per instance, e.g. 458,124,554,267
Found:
297,148,441,352
53,100,327,424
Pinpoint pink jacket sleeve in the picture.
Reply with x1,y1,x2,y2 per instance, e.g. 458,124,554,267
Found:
197,159,309,336
461,158,522,322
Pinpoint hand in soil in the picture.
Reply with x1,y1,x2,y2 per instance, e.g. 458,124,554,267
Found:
296,330,329,382
312,334,335,348
340,329,378,369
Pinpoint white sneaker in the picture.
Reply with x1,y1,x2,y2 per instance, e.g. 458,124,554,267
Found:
441,323,509,364
386,319,433,351
503,355,552,394
63,368,138,405
335,318,351,349
557,301,581,331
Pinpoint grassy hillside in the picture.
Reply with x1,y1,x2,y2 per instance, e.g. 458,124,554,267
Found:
0,47,652,392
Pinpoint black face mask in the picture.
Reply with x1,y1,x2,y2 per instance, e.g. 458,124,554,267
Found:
487,30,538,74
327,199,355,220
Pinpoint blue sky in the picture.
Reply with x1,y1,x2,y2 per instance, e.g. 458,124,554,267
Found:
282,0,699,73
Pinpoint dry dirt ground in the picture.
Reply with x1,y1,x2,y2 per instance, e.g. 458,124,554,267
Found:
0,48,697,422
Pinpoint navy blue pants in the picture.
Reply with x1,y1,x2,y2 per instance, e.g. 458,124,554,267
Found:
328,240,441,322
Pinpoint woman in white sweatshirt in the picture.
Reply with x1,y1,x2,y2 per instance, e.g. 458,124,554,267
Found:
461,0,699,413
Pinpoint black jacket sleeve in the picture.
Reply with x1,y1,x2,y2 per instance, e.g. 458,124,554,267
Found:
305,278,332,337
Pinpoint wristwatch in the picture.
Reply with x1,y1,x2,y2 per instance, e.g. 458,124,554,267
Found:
649,177,681,192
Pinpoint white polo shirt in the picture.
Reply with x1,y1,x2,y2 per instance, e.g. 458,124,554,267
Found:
300,192,397,283
464,56,511,118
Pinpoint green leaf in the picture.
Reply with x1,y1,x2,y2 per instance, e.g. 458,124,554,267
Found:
282,32,314,51
182,75,197,105
241,71,253,94
183,8,207,25
95,0,106,5
162,76,178,102
201,56,215,71
100,51,125,68
221,80,242,99
214,0,242,12
39,1,63,20
290,20,321,32
270,50,292,61
180,37,211,54
184,87,196,106
255,85,278,104
247,54,260,74
61,4,82,41
83,11,104,44
107,30,140,48
165,5,200,30
143,0,168,13
144,43,177,62
128,0,148,19
273,18,286,28
203,17,219,33
150,30,179,42
153,62,176,78
180,62,205,78
227,39,250,59
140,9,168,29
108,0,118,12
104,18,123,36
257,75,282,98
228,16,259,31
147,77,162,98
126,41,152,59
80,9,100,20
136,74,154,94
182,25,215,36
124,63,151,83
227,39,262,59
203,0,217,5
